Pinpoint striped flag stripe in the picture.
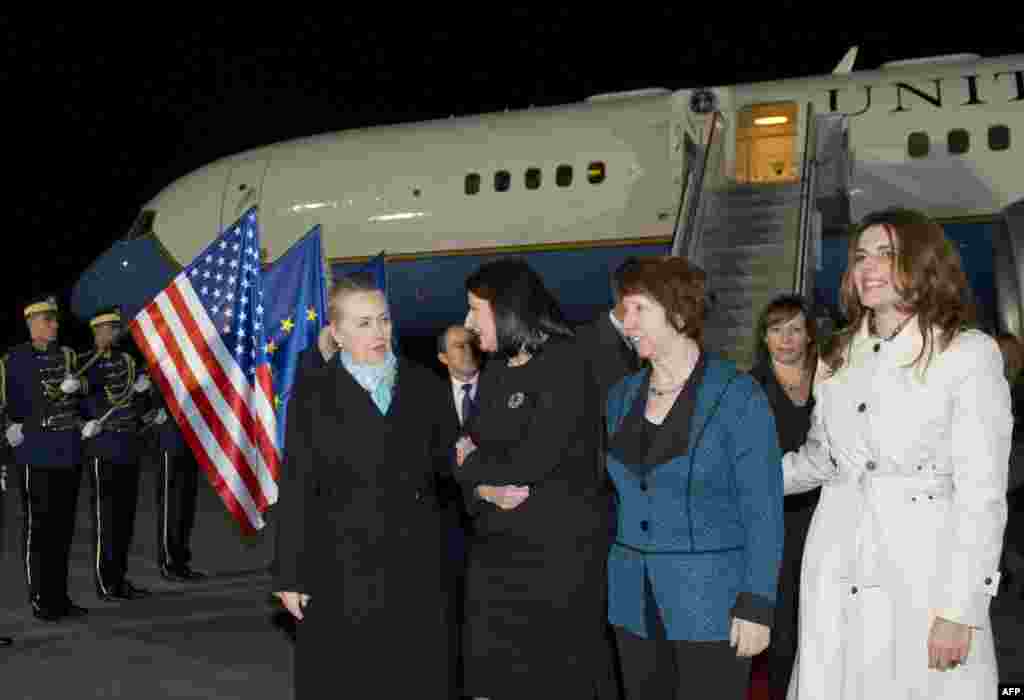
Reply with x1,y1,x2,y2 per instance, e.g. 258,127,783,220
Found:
131,306,263,532
147,292,272,512
164,280,279,499
174,277,280,463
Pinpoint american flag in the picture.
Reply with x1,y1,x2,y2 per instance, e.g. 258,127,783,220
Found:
129,207,279,534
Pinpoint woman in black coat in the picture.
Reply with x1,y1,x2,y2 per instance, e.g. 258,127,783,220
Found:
455,258,616,700
748,294,821,700
272,272,453,699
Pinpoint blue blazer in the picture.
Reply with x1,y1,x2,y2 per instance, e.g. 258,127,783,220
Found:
606,355,783,641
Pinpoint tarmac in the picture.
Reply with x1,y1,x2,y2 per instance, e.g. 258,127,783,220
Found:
0,461,1021,699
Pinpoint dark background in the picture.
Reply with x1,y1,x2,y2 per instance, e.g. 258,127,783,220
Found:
4,11,1021,350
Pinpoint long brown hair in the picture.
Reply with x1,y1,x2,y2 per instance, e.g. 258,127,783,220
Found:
828,208,976,373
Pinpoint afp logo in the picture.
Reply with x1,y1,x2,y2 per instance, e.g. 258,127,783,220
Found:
1001,684,1023,696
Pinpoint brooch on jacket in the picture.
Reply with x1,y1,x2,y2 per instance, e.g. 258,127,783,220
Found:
507,392,525,409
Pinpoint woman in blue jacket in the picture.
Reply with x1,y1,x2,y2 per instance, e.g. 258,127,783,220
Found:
605,256,784,699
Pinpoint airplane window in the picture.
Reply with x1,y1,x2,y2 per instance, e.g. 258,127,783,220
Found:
495,170,511,192
465,173,481,195
588,162,606,184
947,129,969,155
989,125,1011,152
907,132,930,159
525,168,542,190
556,165,573,187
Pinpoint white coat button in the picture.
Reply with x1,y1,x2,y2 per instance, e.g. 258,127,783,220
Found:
865,461,876,471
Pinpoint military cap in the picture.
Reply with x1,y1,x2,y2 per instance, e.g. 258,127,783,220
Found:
89,306,123,328
23,294,59,318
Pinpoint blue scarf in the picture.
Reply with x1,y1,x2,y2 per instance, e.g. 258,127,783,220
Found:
339,349,398,415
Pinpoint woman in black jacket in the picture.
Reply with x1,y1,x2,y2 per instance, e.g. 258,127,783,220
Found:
455,258,616,700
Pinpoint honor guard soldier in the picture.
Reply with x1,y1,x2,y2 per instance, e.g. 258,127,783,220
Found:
150,383,206,582
79,308,152,601
0,365,13,644
1,294,90,621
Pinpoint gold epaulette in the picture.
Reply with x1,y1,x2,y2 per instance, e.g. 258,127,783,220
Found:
63,346,87,393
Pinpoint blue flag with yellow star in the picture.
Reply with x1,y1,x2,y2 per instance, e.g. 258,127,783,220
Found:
262,225,329,451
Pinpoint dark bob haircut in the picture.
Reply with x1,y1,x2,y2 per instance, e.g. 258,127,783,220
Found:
465,258,573,358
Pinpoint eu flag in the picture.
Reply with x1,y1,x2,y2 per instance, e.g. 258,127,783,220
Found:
356,251,388,298
262,226,328,450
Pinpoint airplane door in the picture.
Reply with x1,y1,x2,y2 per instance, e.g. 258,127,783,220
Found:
221,156,270,233
994,198,1024,337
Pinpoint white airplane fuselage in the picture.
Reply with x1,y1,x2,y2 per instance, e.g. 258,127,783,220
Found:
74,51,1024,337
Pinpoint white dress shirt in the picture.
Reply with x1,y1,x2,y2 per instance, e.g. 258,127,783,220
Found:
451,373,480,426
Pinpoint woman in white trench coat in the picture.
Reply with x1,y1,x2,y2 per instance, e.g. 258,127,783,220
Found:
783,208,1011,699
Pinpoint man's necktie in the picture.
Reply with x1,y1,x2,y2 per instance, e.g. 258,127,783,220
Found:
461,383,476,427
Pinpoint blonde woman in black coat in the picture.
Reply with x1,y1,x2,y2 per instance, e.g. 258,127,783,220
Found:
272,272,453,699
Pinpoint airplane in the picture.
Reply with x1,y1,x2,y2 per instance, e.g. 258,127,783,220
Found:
72,47,1024,366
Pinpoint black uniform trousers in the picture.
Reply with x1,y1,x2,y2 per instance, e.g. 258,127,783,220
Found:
88,457,141,596
155,450,199,569
19,464,82,610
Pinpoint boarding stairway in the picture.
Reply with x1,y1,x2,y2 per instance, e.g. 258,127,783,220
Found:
673,105,850,369
995,197,1024,339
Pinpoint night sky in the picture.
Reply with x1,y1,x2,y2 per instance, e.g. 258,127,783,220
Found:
5,13,1022,349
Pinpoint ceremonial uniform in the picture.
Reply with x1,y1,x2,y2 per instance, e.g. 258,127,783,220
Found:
150,388,205,581
1,295,89,621
0,374,13,644
80,309,152,600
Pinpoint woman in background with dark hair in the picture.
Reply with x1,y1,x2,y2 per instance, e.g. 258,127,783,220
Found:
455,258,615,700
749,294,823,700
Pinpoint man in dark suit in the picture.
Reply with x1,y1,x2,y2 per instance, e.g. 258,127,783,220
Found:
435,324,481,696
438,325,481,435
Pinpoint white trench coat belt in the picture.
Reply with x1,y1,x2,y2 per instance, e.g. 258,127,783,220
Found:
783,318,1010,699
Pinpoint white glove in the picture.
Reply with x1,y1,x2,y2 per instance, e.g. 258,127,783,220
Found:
82,419,102,439
154,408,168,425
5,423,23,447
61,375,81,394
133,374,152,393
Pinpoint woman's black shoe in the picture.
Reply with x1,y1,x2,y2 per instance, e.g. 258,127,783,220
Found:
0,636,13,646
